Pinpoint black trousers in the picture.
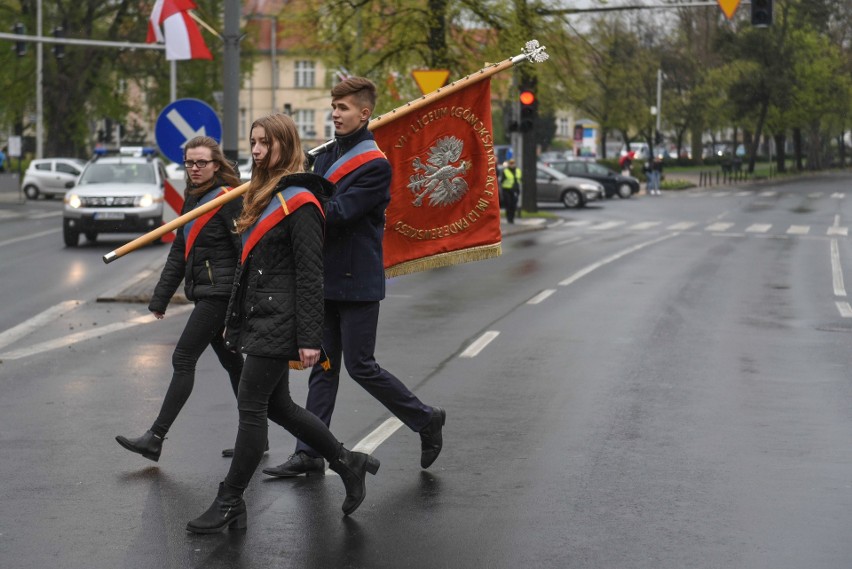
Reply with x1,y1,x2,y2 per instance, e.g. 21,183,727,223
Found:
224,355,342,492
296,299,432,457
502,188,518,223
151,298,243,438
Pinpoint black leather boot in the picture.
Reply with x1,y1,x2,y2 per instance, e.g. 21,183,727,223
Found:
115,430,163,462
186,483,247,534
262,451,325,478
221,439,268,458
328,446,380,516
419,407,446,468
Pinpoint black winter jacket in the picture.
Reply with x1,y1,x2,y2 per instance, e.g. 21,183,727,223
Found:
224,173,334,358
148,181,243,313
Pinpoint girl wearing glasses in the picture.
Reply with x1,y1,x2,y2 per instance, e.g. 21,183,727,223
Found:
115,136,245,463
185,113,379,534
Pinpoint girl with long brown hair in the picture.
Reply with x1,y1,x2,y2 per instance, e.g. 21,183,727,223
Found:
186,114,380,534
115,136,245,463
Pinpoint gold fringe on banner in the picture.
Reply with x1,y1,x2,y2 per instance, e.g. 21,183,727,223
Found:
384,242,503,278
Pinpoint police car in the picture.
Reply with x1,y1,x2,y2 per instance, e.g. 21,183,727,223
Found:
62,147,168,247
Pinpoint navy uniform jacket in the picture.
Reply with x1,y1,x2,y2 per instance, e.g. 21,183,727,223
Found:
313,125,392,302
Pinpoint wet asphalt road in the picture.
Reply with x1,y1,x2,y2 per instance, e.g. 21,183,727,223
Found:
3,174,852,568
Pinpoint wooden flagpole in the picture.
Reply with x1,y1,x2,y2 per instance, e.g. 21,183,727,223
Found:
103,40,548,264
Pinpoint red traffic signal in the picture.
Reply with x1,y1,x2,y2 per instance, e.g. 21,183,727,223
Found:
519,90,536,106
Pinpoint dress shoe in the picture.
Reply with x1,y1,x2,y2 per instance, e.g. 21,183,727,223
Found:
262,451,325,477
419,407,446,468
186,483,247,534
328,446,380,516
222,439,268,458
115,430,163,462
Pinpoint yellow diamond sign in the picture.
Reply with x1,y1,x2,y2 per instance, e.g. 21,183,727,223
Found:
717,0,741,20
411,69,450,95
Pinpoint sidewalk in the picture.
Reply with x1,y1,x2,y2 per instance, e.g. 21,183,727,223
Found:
0,172,25,204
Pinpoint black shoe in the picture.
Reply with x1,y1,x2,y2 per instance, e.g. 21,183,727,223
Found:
222,439,268,458
186,483,247,534
115,430,163,462
262,451,325,477
419,407,446,469
328,447,380,516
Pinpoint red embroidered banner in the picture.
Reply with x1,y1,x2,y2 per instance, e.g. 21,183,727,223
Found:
372,78,502,277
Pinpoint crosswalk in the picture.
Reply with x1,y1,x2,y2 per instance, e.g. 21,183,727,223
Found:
558,218,849,237
0,209,61,220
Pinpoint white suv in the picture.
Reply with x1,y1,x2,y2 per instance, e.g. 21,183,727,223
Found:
62,152,168,247
22,157,86,200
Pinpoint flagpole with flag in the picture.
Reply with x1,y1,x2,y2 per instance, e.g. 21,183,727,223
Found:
103,40,549,265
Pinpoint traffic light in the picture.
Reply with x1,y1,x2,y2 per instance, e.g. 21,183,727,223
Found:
53,27,64,59
751,0,773,27
519,87,537,132
13,22,26,57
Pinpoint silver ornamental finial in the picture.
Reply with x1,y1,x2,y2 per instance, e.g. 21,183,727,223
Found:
523,40,549,63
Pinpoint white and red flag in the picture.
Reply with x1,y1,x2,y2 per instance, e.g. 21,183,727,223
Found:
147,0,212,61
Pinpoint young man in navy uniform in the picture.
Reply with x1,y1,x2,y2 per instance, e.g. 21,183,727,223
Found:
263,77,446,477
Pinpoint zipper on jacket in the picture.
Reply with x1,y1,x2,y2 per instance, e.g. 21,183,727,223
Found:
205,260,214,285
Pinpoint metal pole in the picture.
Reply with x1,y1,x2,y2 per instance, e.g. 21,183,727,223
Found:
170,60,176,102
36,0,43,159
270,18,276,114
656,68,662,135
222,0,241,161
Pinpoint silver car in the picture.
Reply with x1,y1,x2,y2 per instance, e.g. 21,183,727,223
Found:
536,163,604,208
21,157,86,200
63,153,168,247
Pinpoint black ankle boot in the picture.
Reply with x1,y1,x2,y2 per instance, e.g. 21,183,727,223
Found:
186,483,247,534
115,430,163,462
328,446,380,516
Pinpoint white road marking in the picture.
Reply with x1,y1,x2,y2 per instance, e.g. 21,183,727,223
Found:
786,225,810,235
712,192,728,197
590,221,625,231
808,193,823,199
836,301,852,318
745,224,772,233
0,210,17,219
558,233,676,287
667,222,697,231
0,304,193,361
351,417,404,455
705,222,735,232
527,289,556,305
831,239,846,297
735,191,752,197
0,228,61,248
28,211,62,219
832,193,846,199
0,300,83,351
459,331,500,358
562,220,592,227
556,236,582,246
759,191,777,197
827,226,848,236
628,221,662,231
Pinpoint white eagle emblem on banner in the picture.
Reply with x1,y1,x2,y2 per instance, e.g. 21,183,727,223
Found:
407,136,471,207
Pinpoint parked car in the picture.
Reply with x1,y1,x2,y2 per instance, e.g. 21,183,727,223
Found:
536,163,604,208
21,158,87,200
164,161,185,179
544,159,640,199
62,152,168,247
236,157,252,183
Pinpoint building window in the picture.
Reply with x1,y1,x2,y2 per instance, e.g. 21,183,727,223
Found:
324,111,334,139
557,118,571,138
295,60,316,88
294,109,316,138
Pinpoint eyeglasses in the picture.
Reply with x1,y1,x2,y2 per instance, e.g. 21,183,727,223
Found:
183,160,214,169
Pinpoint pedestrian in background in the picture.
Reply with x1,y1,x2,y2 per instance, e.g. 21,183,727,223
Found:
262,77,445,481
0,146,7,173
186,113,380,534
115,136,244,462
644,157,662,195
499,158,521,224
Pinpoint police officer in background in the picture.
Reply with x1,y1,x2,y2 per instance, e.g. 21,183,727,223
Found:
500,158,521,223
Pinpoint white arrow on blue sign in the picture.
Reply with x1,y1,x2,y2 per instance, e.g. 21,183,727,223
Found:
155,99,222,164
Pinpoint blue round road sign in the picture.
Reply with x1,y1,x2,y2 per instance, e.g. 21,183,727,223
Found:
155,99,222,164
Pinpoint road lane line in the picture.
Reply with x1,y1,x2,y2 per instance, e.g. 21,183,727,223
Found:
836,301,852,318
351,418,404,455
0,304,193,361
787,225,810,235
556,236,582,246
628,221,662,231
0,300,83,351
590,221,625,231
459,331,500,358
705,222,734,232
667,222,696,231
746,224,772,233
28,211,62,219
0,228,61,248
831,239,846,297
527,289,556,305
558,233,676,287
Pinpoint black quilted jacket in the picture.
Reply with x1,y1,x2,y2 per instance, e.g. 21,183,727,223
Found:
224,173,334,358
149,182,243,313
